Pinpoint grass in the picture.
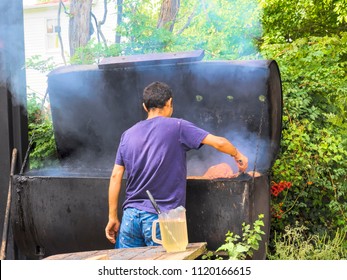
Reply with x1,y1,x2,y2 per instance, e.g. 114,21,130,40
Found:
267,223,347,260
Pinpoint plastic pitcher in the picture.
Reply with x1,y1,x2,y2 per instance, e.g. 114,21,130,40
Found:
152,206,188,252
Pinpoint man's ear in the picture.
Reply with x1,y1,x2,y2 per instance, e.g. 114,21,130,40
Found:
142,103,148,112
167,98,173,107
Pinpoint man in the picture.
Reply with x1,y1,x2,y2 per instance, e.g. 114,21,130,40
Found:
105,81,248,248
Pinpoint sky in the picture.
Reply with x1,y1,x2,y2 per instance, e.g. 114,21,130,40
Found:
23,0,37,4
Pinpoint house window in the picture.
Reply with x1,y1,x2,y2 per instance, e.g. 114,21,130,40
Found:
46,19,59,50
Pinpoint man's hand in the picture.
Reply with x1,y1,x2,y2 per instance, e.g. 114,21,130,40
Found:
105,218,120,244
106,164,124,244
234,150,248,172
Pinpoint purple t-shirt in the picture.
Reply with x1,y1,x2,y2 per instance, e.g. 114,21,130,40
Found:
115,116,209,214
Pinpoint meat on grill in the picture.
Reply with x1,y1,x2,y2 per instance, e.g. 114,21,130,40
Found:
187,163,262,179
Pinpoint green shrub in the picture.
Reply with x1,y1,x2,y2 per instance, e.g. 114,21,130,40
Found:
267,223,347,260
261,34,347,235
27,92,58,170
203,214,265,260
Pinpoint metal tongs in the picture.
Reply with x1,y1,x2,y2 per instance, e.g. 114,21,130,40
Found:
237,172,252,180
236,158,252,180
146,190,162,215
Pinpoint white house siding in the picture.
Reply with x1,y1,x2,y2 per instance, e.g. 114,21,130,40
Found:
23,0,117,97
24,3,70,97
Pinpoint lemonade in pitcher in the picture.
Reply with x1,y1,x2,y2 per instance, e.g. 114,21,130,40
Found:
159,219,188,252
152,206,188,253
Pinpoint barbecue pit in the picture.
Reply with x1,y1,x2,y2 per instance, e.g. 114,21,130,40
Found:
12,50,282,259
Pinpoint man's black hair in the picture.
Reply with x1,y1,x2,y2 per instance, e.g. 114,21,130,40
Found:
143,81,173,110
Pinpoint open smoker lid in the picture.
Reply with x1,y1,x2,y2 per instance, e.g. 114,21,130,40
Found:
47,50,282,176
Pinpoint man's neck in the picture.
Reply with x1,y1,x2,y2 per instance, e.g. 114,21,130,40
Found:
147,108,167,119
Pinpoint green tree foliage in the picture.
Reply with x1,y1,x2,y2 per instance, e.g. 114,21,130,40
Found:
71,0,263,62
260,0,347,236
173,0,263,59
259,0,347,43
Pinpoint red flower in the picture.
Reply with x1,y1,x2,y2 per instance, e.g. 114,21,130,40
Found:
271,181,292,197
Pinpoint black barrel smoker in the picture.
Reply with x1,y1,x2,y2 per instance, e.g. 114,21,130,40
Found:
12,50,282,259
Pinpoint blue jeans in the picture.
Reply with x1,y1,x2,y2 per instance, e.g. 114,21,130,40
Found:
115,208,161,248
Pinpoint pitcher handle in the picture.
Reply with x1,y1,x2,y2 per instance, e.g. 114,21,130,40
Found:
152,220,162,245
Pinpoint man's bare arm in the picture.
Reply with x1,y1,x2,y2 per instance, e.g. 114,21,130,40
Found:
105,164,125,244
201,134,248,172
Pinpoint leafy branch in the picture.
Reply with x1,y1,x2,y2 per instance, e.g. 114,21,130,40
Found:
203,214,265,260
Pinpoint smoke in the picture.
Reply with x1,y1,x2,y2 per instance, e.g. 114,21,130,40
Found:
12,0,275,177
42,57,279,179
182,0,263,59
44,64,146,175
187,127,272,176
180,61,274,176
0,18,27,108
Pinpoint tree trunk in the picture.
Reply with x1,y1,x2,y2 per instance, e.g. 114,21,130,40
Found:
157,0,180,32
69,0,93,57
